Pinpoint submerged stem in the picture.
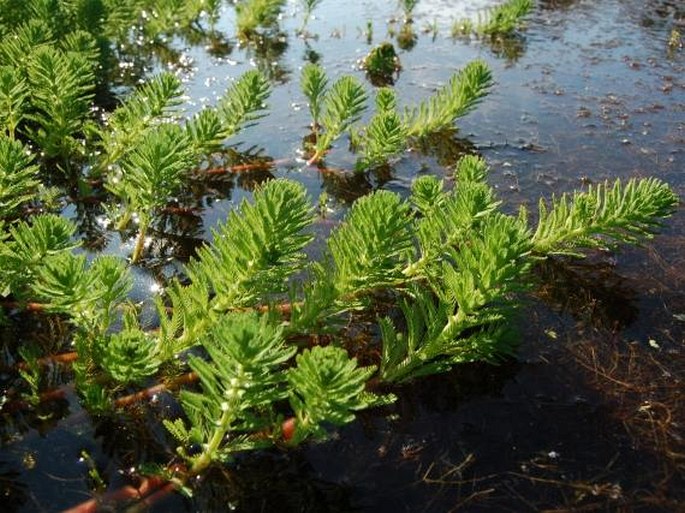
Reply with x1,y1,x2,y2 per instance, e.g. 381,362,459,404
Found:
190,402,235,475
131,220,149,263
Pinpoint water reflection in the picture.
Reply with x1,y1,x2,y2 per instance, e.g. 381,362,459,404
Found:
534,257,640,330
485,32,528,64
396,22,418,51
189,456,356,513
240,32,290,83
411,129,477,168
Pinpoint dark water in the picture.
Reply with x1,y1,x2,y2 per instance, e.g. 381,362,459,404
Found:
1,1,684,512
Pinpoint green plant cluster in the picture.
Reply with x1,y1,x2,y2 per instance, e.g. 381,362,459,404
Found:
453,0,533,37
2,159,678,474
301,59,493,167
0,0,680,495
359,42,402,86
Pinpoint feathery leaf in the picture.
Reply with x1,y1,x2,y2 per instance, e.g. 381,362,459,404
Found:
187,178,315,310
218,69,271,138
98,72,185,171
310,75,368,163
0,66,29,138
288,345,385,440
327,189,415,296
25,45,95,158
478,0,533,35
532,178,679,255
403,60,493,137
301,63,328,130
0,135,40,216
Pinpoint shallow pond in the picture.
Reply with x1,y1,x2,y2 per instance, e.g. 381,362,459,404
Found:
1,1,684,511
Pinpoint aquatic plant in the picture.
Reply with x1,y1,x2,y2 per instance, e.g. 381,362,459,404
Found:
0,136,40,218
303,71,368,164
359,42,402,86
299,0,324,34
399,0,419,22
7,159,674,468
236,0,286,38
453,0,533,37
403,60,493,136
103,69,271,262
301,62,328,135
478,0,533,35
0,1,681,509
303,60,492,166
668,28,682,51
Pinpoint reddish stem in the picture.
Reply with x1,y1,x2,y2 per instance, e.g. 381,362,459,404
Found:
114,372,198,408
15,351,79,371
61,475,169,513
204,158,285,175
62,417,298,513
124,481,178,513
0,301,48,312
281,417,297,442
160,205,202,216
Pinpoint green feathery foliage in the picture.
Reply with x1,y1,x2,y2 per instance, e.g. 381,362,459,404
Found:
99,0,153,38
300,64,492,169
25,45,95,159
99,319,160,384
217,69,271,138
178,70,271,158
380,287,513,383
185,108,224,156
532,178,680,256
328,190,415,296
60,29,100,68
107,123,194,217
410,175,446,217
0,20,53,69
407,156,501,278
352,65,492,170
287,345,390,442
360,42,401,86
309,75,368,164
378,156,678,382
0,214,79,297
155,278,211,360
100,69,271,230
0,0,677,482
29,253,132,331
30,252,94,312
356,88,407,169
356,110,407,169
434,212,531,319
478,0,533,35
187,179,315,312
378,158,532,382
97,72,185,173
236,0,286,38
164,313,296,471
0,9,104,160
106,122,195,261
79,255,133,329
0,67,29,139
17,343,43,405
0,136,40,217
289,189,414,331
403,60,493,137
26,250,138,389
301,63,328,133
374,87,398,114
300,0,324,32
